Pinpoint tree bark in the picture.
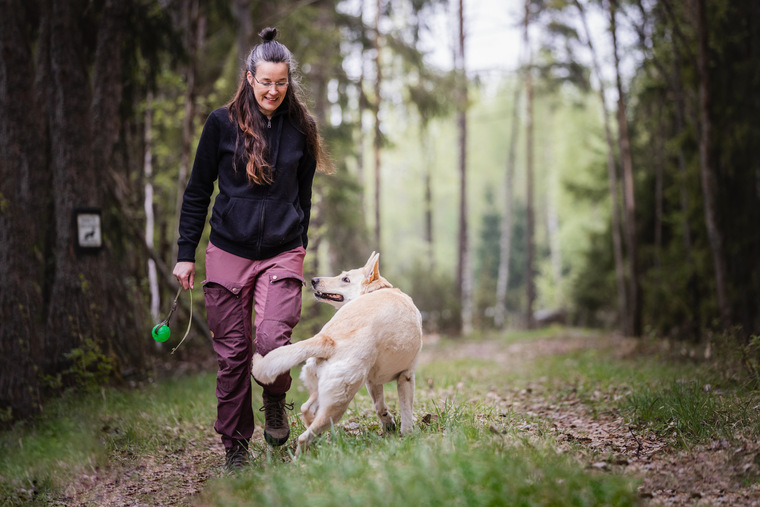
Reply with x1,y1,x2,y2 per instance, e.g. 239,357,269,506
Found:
43,0,146,378
45,0,103,364
695,0,731,329
0,0,49,418
91,0,127,173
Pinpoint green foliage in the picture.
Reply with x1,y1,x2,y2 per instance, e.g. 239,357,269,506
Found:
566,228,618,328
403,262,461,334
62,339,115,391
40,339,115,393
743,335,760,389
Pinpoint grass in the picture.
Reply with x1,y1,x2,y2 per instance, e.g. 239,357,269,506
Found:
524,334,760,449
204,400,637,507
0,372,219,504
2,328,758,505
620,380,759,447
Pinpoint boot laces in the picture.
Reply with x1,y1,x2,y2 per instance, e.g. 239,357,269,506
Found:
260,396,294,427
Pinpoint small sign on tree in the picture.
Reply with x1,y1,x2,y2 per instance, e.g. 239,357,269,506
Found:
74,208,103,252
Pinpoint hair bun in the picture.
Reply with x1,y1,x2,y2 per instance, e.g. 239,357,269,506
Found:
259,27,278,42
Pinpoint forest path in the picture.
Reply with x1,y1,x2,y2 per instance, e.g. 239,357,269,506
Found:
63,332,759,506
419,332,760,505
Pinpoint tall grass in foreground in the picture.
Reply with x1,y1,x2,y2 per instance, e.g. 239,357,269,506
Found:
201,403,637,507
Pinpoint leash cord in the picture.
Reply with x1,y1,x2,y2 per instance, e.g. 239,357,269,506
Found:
171,287,193,355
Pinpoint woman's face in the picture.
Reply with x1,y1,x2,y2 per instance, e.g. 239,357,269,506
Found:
247,61,289,118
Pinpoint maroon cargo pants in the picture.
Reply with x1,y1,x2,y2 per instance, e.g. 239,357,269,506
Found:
203,242,305,450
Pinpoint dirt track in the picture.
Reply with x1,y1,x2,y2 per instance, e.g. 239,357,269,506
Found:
61,332,760,506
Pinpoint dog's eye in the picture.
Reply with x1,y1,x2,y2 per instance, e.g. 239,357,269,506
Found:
342,277,350,283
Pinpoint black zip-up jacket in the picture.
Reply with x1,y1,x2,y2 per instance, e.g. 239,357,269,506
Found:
177,106,317,262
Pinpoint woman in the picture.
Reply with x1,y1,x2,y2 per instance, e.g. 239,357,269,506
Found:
173,27,331,470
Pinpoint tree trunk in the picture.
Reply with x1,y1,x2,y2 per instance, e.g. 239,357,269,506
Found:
44,0,146,379
174,0,204,263
523,0,536,330
456,0,473,335
546,131,562,294
672,52,693,263
357,0,369,214
695,0,731,329
494,82,521,329
576,0,627,332
144,93,160,322
653,106,664,272
422,130,435,265
234,0,253,67
45,0,102,364
610,0,641,337
0,0,49,419
306,0,333,274
373,0,383,253
91,0,127,173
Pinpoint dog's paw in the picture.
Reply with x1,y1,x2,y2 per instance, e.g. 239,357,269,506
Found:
378,411,396,433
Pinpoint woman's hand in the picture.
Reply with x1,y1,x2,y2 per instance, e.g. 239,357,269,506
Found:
173,261,196,290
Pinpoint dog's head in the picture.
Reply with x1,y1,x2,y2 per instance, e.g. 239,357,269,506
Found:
310,251,392,309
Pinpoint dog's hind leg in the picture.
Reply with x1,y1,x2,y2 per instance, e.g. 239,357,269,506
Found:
296,399,351,455
366,381,395,432
296,376,363,455
301,393,319,427
299,359,320,426
396,370,416,435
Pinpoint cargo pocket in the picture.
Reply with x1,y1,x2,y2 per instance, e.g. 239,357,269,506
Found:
204,280,248,394
263,270,304,329
203,279,245,341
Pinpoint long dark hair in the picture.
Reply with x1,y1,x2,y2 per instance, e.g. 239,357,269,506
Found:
227,27,332,185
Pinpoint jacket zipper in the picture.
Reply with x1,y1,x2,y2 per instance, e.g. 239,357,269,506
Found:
267,118,271,128
256,204,266,254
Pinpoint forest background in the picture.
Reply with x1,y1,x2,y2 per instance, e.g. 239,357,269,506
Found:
1,0,759,423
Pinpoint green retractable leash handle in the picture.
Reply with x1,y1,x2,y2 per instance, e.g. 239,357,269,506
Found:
151,286,193,354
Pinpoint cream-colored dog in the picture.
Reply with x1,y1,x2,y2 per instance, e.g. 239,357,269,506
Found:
251,252,423,454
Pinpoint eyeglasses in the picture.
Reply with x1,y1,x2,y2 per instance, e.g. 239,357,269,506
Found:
253,76,289,89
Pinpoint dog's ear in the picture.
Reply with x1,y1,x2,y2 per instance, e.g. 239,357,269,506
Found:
364,251,380,282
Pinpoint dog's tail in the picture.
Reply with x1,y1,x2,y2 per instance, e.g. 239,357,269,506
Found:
251,334,336,384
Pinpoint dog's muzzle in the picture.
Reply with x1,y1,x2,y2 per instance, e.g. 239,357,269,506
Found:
311,278,345,303
314,291,344,303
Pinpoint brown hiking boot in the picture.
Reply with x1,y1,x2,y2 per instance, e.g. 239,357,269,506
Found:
224,443,249,471
260,392,293,446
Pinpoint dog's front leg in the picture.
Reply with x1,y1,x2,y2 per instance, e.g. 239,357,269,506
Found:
366,381,395,432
